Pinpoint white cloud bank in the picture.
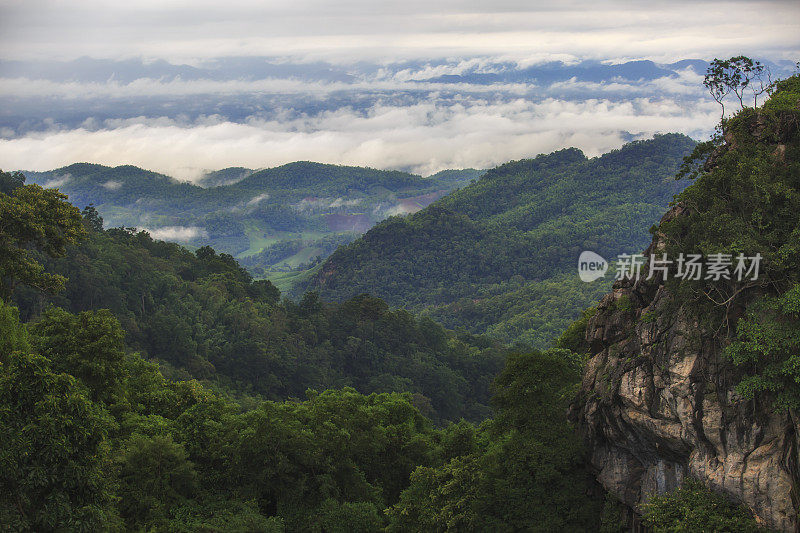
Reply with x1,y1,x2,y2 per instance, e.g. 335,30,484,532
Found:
246,193,271,206
0,96,720,181
43,174,70,188
101,180,122,190
141,226,208,241
0,66,709,101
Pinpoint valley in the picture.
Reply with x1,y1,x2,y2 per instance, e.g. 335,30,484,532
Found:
24,162,482,278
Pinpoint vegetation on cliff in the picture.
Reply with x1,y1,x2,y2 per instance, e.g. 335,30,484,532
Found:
661,72,800,412
572,64,799,531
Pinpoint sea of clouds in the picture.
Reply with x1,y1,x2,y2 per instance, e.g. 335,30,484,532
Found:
0,57,743,180
0,0,797,180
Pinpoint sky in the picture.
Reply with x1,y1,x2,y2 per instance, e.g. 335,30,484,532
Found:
0,0,798,181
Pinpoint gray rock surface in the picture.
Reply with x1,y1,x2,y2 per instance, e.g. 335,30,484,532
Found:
571,207,799,531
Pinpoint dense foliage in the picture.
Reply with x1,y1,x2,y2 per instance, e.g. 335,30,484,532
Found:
658,74,800,411
0,298,422,530
1,293,606,531
307,134,695,348
641,480,764,532
387,349,603,531
0,174,608,531
8,203,506,424
727,284,800,411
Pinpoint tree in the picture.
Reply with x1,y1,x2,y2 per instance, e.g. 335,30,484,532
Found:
726,284,800,411
30,307,127,405
195,245,216,261
0,183,86,298
116,434,198,527
0,298,29,360
81,204,104,232
0,169,25,195
298,290,323,316
316,499,383,533
704,56,772,119
0,352,120,531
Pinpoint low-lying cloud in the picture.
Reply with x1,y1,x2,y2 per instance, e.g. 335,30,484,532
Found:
0,95,720,181
329,198,362,208
142,225,208,241
246,193,270,206
385,204,419,217
42,173,70,188
101,179,122,190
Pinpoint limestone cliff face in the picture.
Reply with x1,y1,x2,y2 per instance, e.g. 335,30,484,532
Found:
571,208,799,531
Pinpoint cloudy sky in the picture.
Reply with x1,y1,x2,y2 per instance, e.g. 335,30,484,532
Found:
0,0,798,180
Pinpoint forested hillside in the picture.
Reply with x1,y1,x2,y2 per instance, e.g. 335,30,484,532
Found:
6,198,506,424
0,171,609,531
23,162,481,273
308,134,696,348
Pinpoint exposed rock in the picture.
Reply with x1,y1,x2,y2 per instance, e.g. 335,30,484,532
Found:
571,206,800,531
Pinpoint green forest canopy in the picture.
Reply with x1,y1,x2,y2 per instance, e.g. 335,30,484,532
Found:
306,134,696,348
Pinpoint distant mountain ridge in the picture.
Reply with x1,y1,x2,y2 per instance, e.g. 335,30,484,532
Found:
227,161,429,194
22,161,483,272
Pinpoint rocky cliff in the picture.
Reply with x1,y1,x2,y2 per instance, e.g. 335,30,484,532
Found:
571,205,799,531
571,73,800,532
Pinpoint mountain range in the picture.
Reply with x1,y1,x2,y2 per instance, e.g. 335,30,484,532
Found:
306,133,696,347
23,162,482,277
21,134,696,348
